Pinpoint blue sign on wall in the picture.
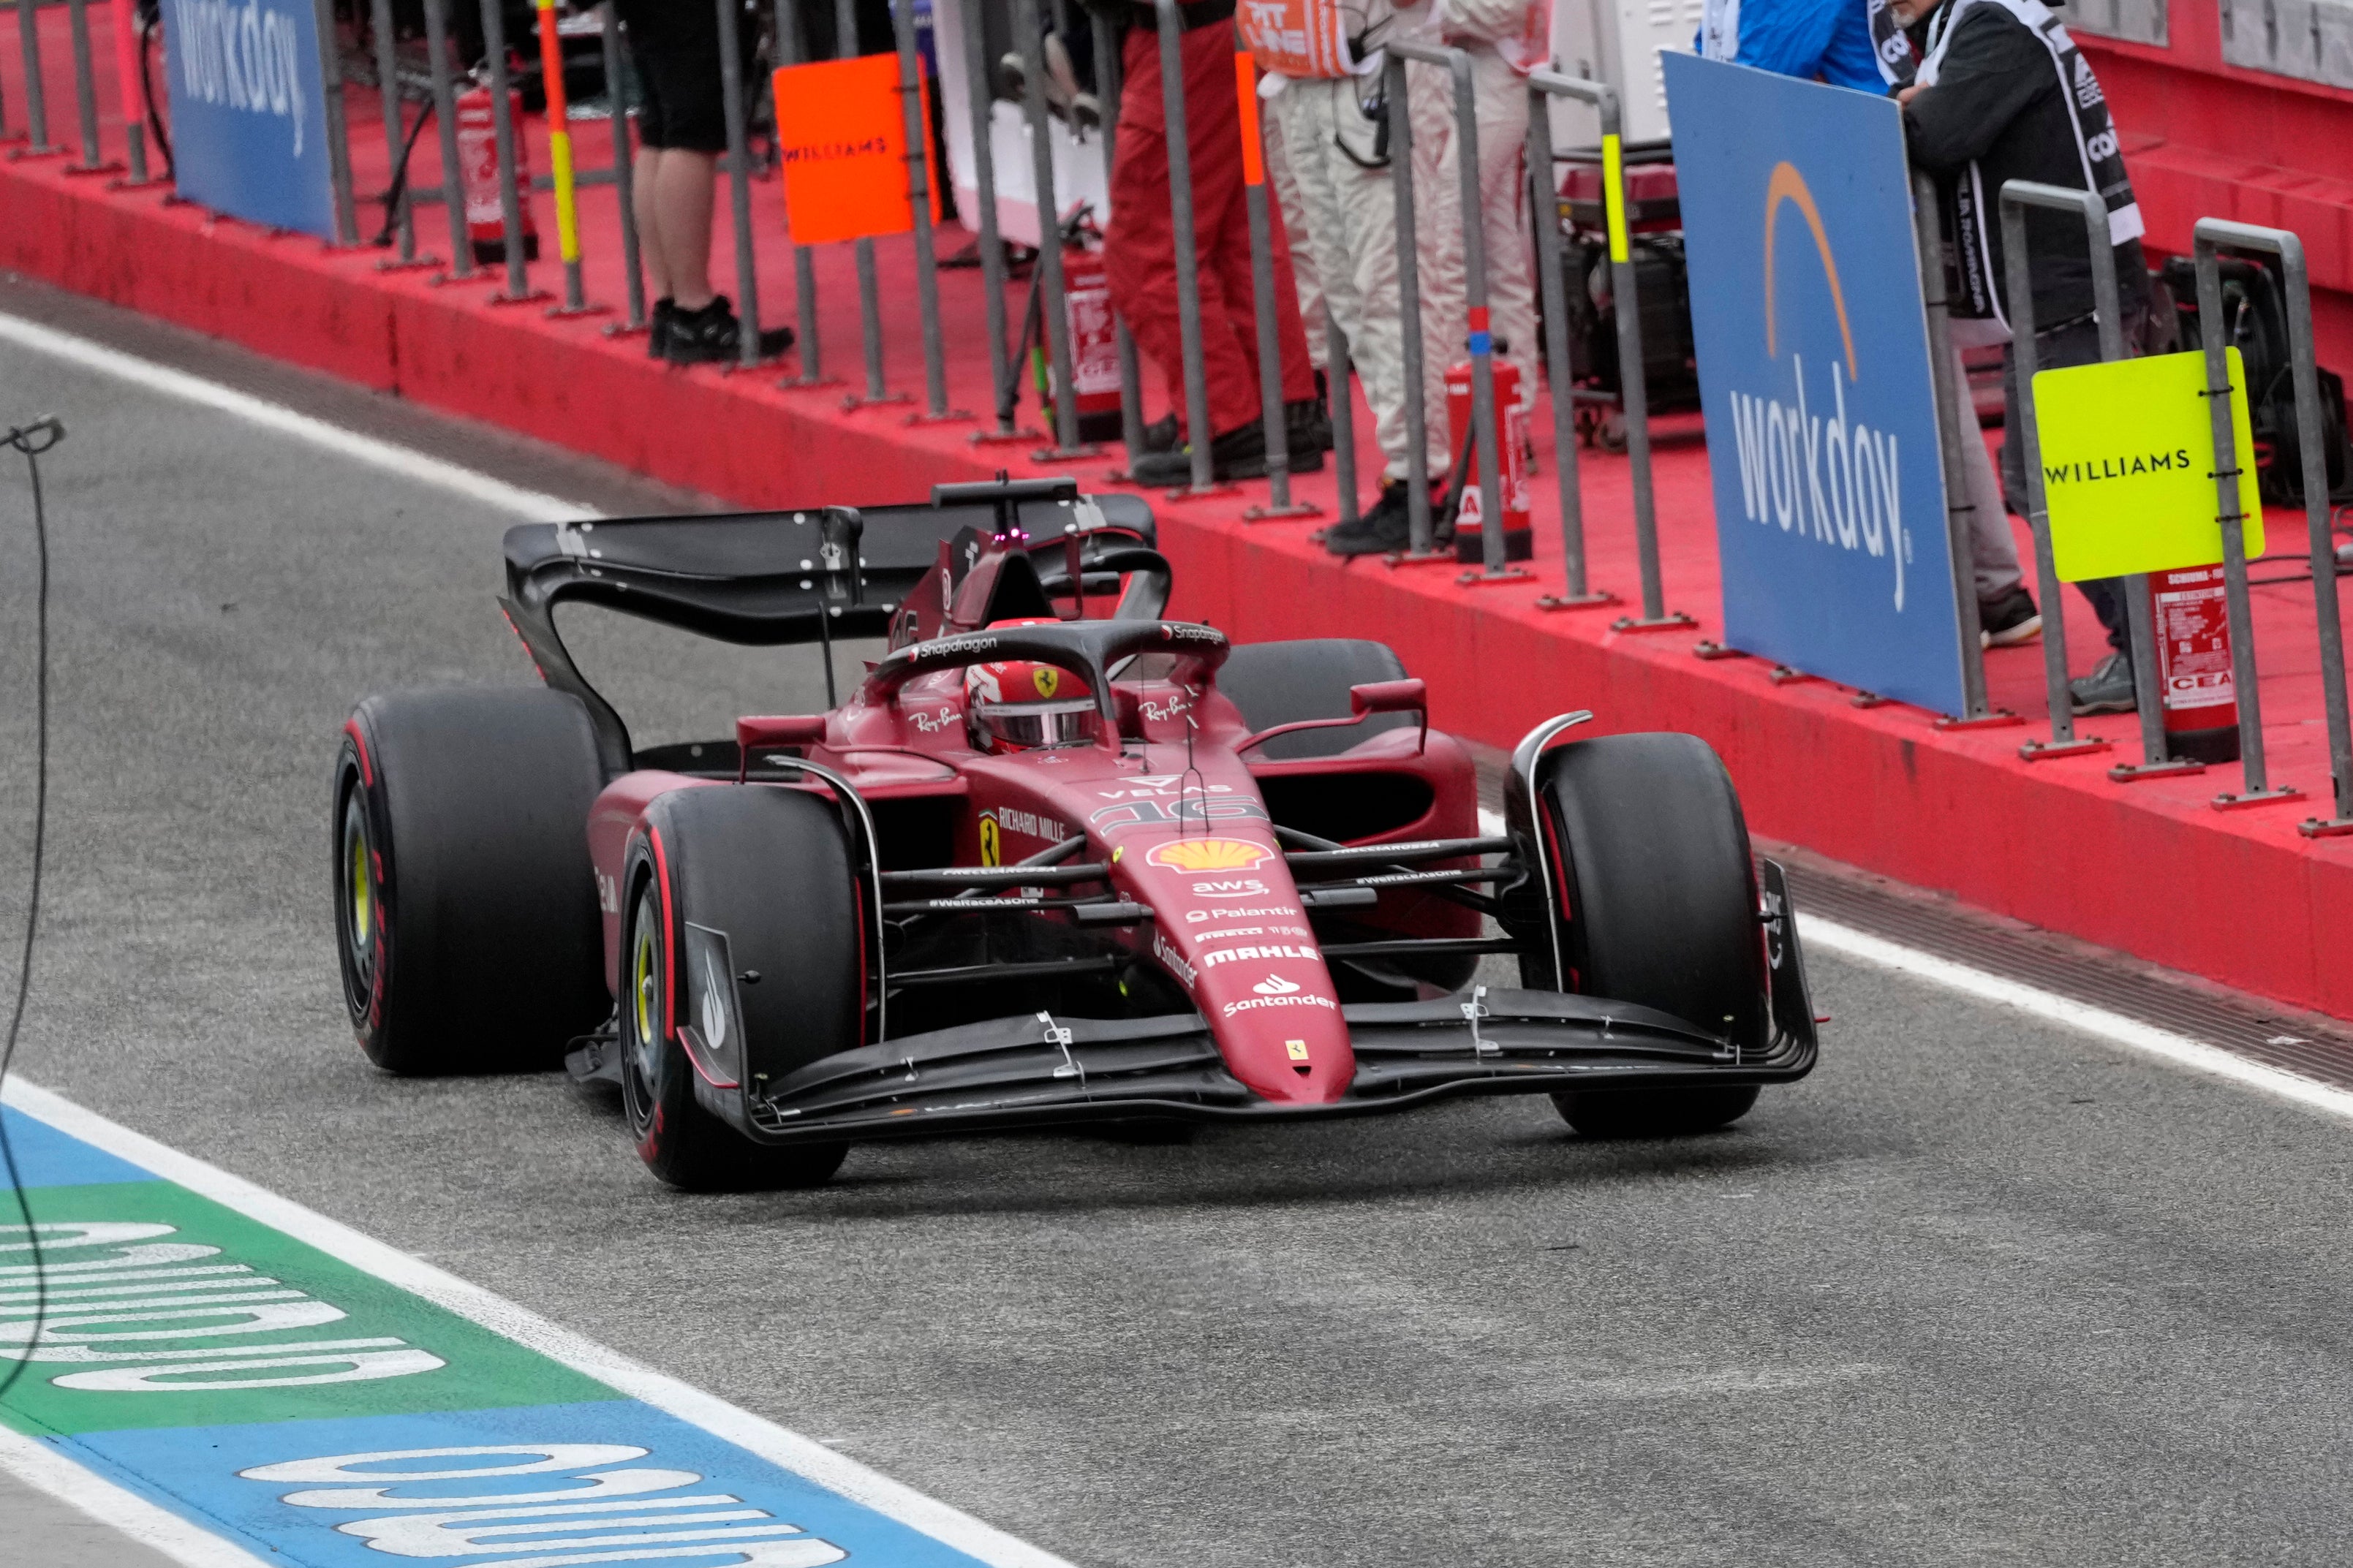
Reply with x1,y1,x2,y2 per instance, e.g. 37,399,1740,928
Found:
1664,53,1967,716
163,0,336,238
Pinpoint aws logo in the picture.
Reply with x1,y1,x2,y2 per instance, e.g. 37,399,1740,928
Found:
1726,162,1916,610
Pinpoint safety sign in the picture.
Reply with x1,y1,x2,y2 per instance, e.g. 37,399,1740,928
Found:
2031,347,2266,581
1666,55,1969,717
0,1087,1042,1567
774,56,942,246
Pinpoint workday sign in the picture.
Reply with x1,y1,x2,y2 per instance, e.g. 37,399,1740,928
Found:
1664,55,1966,716
164,0,336,238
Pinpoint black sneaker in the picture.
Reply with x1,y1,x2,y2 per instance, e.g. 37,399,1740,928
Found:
1138,413,1179,455
648,298,675,360
1979,586,2042,648
2069,651,2137,714
1131,422,1325,486
1286,393,1333,455
1323,478,1418,556
665,296,796,366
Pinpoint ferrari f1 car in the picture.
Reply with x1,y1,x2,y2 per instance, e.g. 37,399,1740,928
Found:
333,477,1816,1189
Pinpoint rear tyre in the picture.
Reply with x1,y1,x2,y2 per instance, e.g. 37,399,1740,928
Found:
1525,732,1767,1138
334,689,608,1075
619,787,858,1192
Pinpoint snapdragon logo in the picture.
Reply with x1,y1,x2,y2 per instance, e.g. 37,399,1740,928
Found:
1724,163,1912,610
170,0,312,158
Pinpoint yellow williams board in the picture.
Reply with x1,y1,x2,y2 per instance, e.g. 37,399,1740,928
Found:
2031,347,2264,582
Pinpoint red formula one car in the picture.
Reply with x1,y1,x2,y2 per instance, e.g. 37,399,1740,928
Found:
333,477,1816,1189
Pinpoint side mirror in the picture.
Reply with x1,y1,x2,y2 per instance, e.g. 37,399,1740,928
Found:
735,715,828,781
1350,678,1427,717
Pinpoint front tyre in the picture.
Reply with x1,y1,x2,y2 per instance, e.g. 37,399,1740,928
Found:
1525,732,1768,1138
619,787,857,1192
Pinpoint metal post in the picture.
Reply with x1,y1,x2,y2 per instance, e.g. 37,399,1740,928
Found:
841,0,907,404
64,0,114,174
1093,7,1147,469
600,3,646,328
535,0,595,312
14,0,58,156
1527,71,1614,610
1392,39,1517,581
775,0,837,387
106,0,147,181
892,0,959,419
959,0,1021,431
1236,53,1313,521
1153,0,1216,492
480,0,537,293
2001,180,2121,762
1603,103,1683,627
2194,218,2306,810
370,0,423,263
1326,316,1359,526
316,0,360,244
1017,0,1089,453
716,0,766,366
1384,52,1432,550
1911,170,1993,719
425,0,476,279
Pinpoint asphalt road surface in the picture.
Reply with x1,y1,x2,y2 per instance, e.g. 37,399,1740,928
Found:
3,276,2352,1567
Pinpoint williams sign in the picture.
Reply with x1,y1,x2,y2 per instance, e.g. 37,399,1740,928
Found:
1666,56,1968,716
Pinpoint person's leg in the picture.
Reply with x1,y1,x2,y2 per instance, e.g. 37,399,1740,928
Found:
653,149,719,310
1405,58,1458,478
1263,98,1326,374
634,147,673,303
1169,24,1271,434
2003,319,2126,654
1950,336,2024,603
1104,113,1192,422
1468,48,1537,414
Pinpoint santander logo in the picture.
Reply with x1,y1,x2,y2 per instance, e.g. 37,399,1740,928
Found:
1252,974,1301,996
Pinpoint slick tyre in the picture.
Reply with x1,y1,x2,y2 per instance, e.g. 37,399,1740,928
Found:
619,787,858,1192
1527,732,1767,1139
1217,638,1409,760
335,689,608,1075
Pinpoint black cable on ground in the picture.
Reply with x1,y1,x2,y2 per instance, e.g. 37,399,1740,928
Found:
373,99,437,250
0,415,63,1408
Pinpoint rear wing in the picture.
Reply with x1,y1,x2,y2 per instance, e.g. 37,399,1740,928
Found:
498,482,1161,774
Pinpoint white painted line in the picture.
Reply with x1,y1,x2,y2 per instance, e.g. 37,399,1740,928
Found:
1799,914,2353,1122
0,1078,1074,1568
0,311,600,523
0,1425,273,1568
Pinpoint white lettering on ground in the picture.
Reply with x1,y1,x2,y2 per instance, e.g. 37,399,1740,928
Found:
0,1222,446,1391
244,1445,846,1566
1728,353,1908,610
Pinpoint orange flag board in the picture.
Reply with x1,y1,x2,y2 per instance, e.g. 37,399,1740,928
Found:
772,56,941,246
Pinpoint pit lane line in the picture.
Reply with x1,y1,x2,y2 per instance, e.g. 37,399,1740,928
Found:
9,298,2341,1132
0,1077,1073,1568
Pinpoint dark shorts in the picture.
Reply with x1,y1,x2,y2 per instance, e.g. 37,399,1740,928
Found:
617,0,726,153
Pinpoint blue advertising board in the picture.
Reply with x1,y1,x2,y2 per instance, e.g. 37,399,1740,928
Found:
162,0,336,238
1663,53,1968,716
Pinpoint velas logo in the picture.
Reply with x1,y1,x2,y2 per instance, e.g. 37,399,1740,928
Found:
1725,162,1914,610
1146,838,1273,872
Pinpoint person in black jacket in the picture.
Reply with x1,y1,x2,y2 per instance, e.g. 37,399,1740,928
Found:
1895,0,2148,713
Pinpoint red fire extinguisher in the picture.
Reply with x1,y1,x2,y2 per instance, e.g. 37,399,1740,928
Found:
1059,248,1125,444
456,83,540,267
1445,353,1533,563
2147,565,2241,765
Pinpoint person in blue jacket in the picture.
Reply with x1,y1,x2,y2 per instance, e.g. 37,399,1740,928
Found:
1696,0,1889,91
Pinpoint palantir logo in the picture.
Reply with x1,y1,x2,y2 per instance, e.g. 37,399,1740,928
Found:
170,0,312,157
1724,163,1913,610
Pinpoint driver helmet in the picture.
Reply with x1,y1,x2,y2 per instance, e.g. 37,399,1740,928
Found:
965,621,1095,753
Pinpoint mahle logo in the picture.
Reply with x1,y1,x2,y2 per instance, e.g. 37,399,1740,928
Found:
1725,162,1914,610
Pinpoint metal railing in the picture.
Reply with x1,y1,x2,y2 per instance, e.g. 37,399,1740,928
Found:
1911,168,1998,726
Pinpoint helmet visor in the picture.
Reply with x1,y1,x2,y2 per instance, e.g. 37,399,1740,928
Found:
974,697,1098,749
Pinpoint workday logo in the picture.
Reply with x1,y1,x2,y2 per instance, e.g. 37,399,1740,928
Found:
168,0,313,157
1723,162,1914,611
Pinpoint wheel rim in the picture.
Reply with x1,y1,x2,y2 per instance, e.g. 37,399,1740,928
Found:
623,885,662,1130
337,788,376,1010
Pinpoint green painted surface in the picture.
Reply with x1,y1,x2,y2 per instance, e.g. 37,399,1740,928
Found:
1,1181,619,1436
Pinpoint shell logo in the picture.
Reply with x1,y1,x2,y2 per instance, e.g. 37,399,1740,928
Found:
1146,838,1272,873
